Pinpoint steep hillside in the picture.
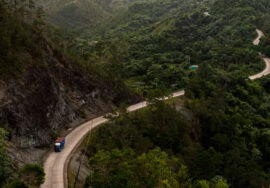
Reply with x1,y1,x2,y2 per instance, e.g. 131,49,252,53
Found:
0,0,139,168
78,0,201,38
36,0,107,31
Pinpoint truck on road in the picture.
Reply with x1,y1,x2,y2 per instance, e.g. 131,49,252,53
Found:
54,137,65,152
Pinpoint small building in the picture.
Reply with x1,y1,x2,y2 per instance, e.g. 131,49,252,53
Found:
189,65,199,70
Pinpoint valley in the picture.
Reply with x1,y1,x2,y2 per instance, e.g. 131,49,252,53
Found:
1,0,270,187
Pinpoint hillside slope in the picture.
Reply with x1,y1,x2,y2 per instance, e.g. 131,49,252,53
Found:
36,0,143,32
0,0,139,167
73,0,270,92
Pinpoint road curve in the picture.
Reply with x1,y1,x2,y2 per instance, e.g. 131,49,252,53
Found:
41,90,185,188
253,29,264,46
249,57,270,80
249,29,270,80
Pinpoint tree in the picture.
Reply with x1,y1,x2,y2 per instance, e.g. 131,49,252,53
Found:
87,148,135,187
177,165,192,188
20,164,45,187
192,180,210,188
132,148,179,187
214,178,229,188
191,148,223,179
86,148,192,187
8,179,28,188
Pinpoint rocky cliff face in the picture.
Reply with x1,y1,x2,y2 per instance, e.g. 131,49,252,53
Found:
0,42,139,163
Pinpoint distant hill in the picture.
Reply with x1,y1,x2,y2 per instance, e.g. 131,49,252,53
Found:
36,0,144,32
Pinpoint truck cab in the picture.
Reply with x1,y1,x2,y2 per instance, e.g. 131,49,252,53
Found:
54,137,65,152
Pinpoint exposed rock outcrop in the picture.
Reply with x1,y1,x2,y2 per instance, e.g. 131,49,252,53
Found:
0,43,139,163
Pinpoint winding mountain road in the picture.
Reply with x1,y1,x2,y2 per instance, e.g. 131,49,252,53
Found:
249,57,270,80
42,30,269,188
249,29,270,80
253,29,264,46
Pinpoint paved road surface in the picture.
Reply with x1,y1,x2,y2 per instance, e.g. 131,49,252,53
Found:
253,29,264,46
249,57,270,80
249,29,270,80
41,90,185,188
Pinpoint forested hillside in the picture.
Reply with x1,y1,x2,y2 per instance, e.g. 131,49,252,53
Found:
69,0,270,93
35,0,143,33
0,0,139,186
65,0,270,187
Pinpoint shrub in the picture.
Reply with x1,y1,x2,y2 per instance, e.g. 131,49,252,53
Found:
20,164,45,187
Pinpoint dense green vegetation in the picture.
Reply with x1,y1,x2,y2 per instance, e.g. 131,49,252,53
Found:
185,69,270,187
85,147,229,188
84,85,270,187
0,0,138,101
35,0,144,34
19,164,45,187
84,102,230,187
0,0,47,79
7,164,45,188
75,0,270,187
48,0,270,93
69,0,270,93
